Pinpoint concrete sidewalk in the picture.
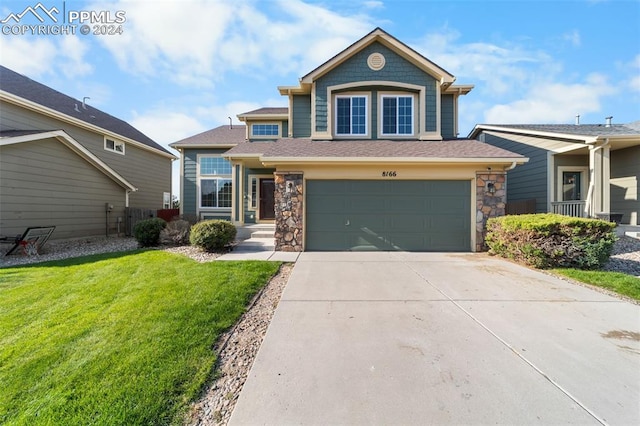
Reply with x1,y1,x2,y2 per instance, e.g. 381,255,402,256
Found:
230,252,640,425
216,237,300,262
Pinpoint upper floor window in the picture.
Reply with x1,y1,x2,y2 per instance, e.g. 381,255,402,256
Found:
200,156,232,175
104,137,125,154
335,95,367,136
251,123,280,137
381,95,413,136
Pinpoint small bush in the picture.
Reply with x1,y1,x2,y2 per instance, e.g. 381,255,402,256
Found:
159,220,191,246
190,220,237,252
133,217,167,247
485,213,617,270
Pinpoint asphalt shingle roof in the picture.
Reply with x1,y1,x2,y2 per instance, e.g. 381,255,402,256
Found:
225,138,525,160
238,107,289,116
0,65,171,155
481,123,640,137
170,125,247,147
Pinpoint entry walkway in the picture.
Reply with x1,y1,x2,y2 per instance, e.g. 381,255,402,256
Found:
216,237,300,262
230,252,640,425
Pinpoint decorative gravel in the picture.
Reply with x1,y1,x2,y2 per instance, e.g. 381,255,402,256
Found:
603,235,640,277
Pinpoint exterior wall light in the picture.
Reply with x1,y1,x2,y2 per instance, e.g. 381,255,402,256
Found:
487,182,496,194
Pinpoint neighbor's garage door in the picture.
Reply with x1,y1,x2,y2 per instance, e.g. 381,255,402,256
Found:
306,180,470,251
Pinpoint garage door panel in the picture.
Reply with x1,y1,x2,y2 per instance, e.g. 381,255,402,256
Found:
306,180,470,251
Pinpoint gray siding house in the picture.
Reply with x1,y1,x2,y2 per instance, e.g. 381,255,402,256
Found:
172,28,527,252
0,66,176,240
470,122,640,226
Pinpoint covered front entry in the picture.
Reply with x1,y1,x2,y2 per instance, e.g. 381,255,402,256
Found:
306,180,471,251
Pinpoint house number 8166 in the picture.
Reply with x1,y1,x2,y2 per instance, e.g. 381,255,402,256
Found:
381,171,397,177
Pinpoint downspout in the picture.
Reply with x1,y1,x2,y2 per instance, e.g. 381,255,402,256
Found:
584,138,610,217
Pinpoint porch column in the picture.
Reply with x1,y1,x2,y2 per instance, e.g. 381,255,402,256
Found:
588,142,611,217
274,172,303,251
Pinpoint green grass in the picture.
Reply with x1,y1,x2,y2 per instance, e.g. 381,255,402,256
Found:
0,250,281,425
553,269,640,301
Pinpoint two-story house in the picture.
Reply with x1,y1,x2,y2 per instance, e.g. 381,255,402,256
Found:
171,28,527,252
0,66,176,240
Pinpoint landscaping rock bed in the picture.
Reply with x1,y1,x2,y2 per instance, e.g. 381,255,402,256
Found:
603,235,640,277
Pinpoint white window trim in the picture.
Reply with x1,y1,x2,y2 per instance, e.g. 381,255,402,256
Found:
379,93,417,137
104,137,125,155
197,154,232,211
556,166,589,202
250,122,281,139
333,93,370,138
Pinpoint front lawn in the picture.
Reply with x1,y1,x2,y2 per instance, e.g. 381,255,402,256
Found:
553,269,640,301
0,250,281,425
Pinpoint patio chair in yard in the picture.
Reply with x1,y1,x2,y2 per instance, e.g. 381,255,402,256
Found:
0,226,56,256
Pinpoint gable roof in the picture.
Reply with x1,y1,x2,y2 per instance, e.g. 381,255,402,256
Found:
0,129,137,191
169,124,246,149
0,66,174,158
469,122,640,152
278,27,461,96
225,138,527,165
300,28,455,86
471,123,640,138
237,107,289,121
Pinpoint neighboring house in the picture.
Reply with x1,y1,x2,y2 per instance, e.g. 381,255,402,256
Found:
470,121,640,226
0,66,176,240
171,28,527,252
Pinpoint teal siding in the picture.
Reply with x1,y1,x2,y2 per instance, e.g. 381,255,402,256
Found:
315,42,437,134
441,94,455,138
480,133,548,212
292,95,312,137
282,120,289,138
182,148,229,217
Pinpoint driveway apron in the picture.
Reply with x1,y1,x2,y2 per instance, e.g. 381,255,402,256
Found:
229,252,640,425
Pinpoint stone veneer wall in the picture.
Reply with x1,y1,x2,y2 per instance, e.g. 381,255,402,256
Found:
476,172,507,251
274,172,303,251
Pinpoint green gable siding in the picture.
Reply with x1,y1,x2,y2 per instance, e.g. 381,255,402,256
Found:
441,94,455,139
315,42,438,134
182,148,228,217
480,133,548,212
292,95,312,137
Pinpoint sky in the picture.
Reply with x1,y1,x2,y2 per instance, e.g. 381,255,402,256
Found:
1,0,639,198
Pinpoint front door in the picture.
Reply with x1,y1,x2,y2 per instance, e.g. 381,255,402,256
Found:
259,178,275,220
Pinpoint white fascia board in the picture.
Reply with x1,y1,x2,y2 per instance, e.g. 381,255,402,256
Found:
0,129,137,191
260,156,529,165
169,143,237,149
0,91,176,160
469,124,598,143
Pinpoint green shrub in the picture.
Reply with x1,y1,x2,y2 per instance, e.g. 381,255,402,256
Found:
485,213,617,270
190,220,237,252
159,219,191,246
133,217,167,247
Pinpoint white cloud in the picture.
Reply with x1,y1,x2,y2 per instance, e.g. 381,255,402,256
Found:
413,28,554,95
0,36,92,78
88,0,374,85
484,73,617,124
562,29,581,47
363,0,384,9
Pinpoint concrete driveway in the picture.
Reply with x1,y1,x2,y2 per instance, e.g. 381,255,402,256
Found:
230,252,640,425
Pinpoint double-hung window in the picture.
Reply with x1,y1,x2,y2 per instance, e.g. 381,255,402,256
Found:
381,95,413,136
335,95,367,136
199,156,232,209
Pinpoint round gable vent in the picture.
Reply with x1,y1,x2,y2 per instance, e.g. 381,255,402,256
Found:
367,52,386,71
